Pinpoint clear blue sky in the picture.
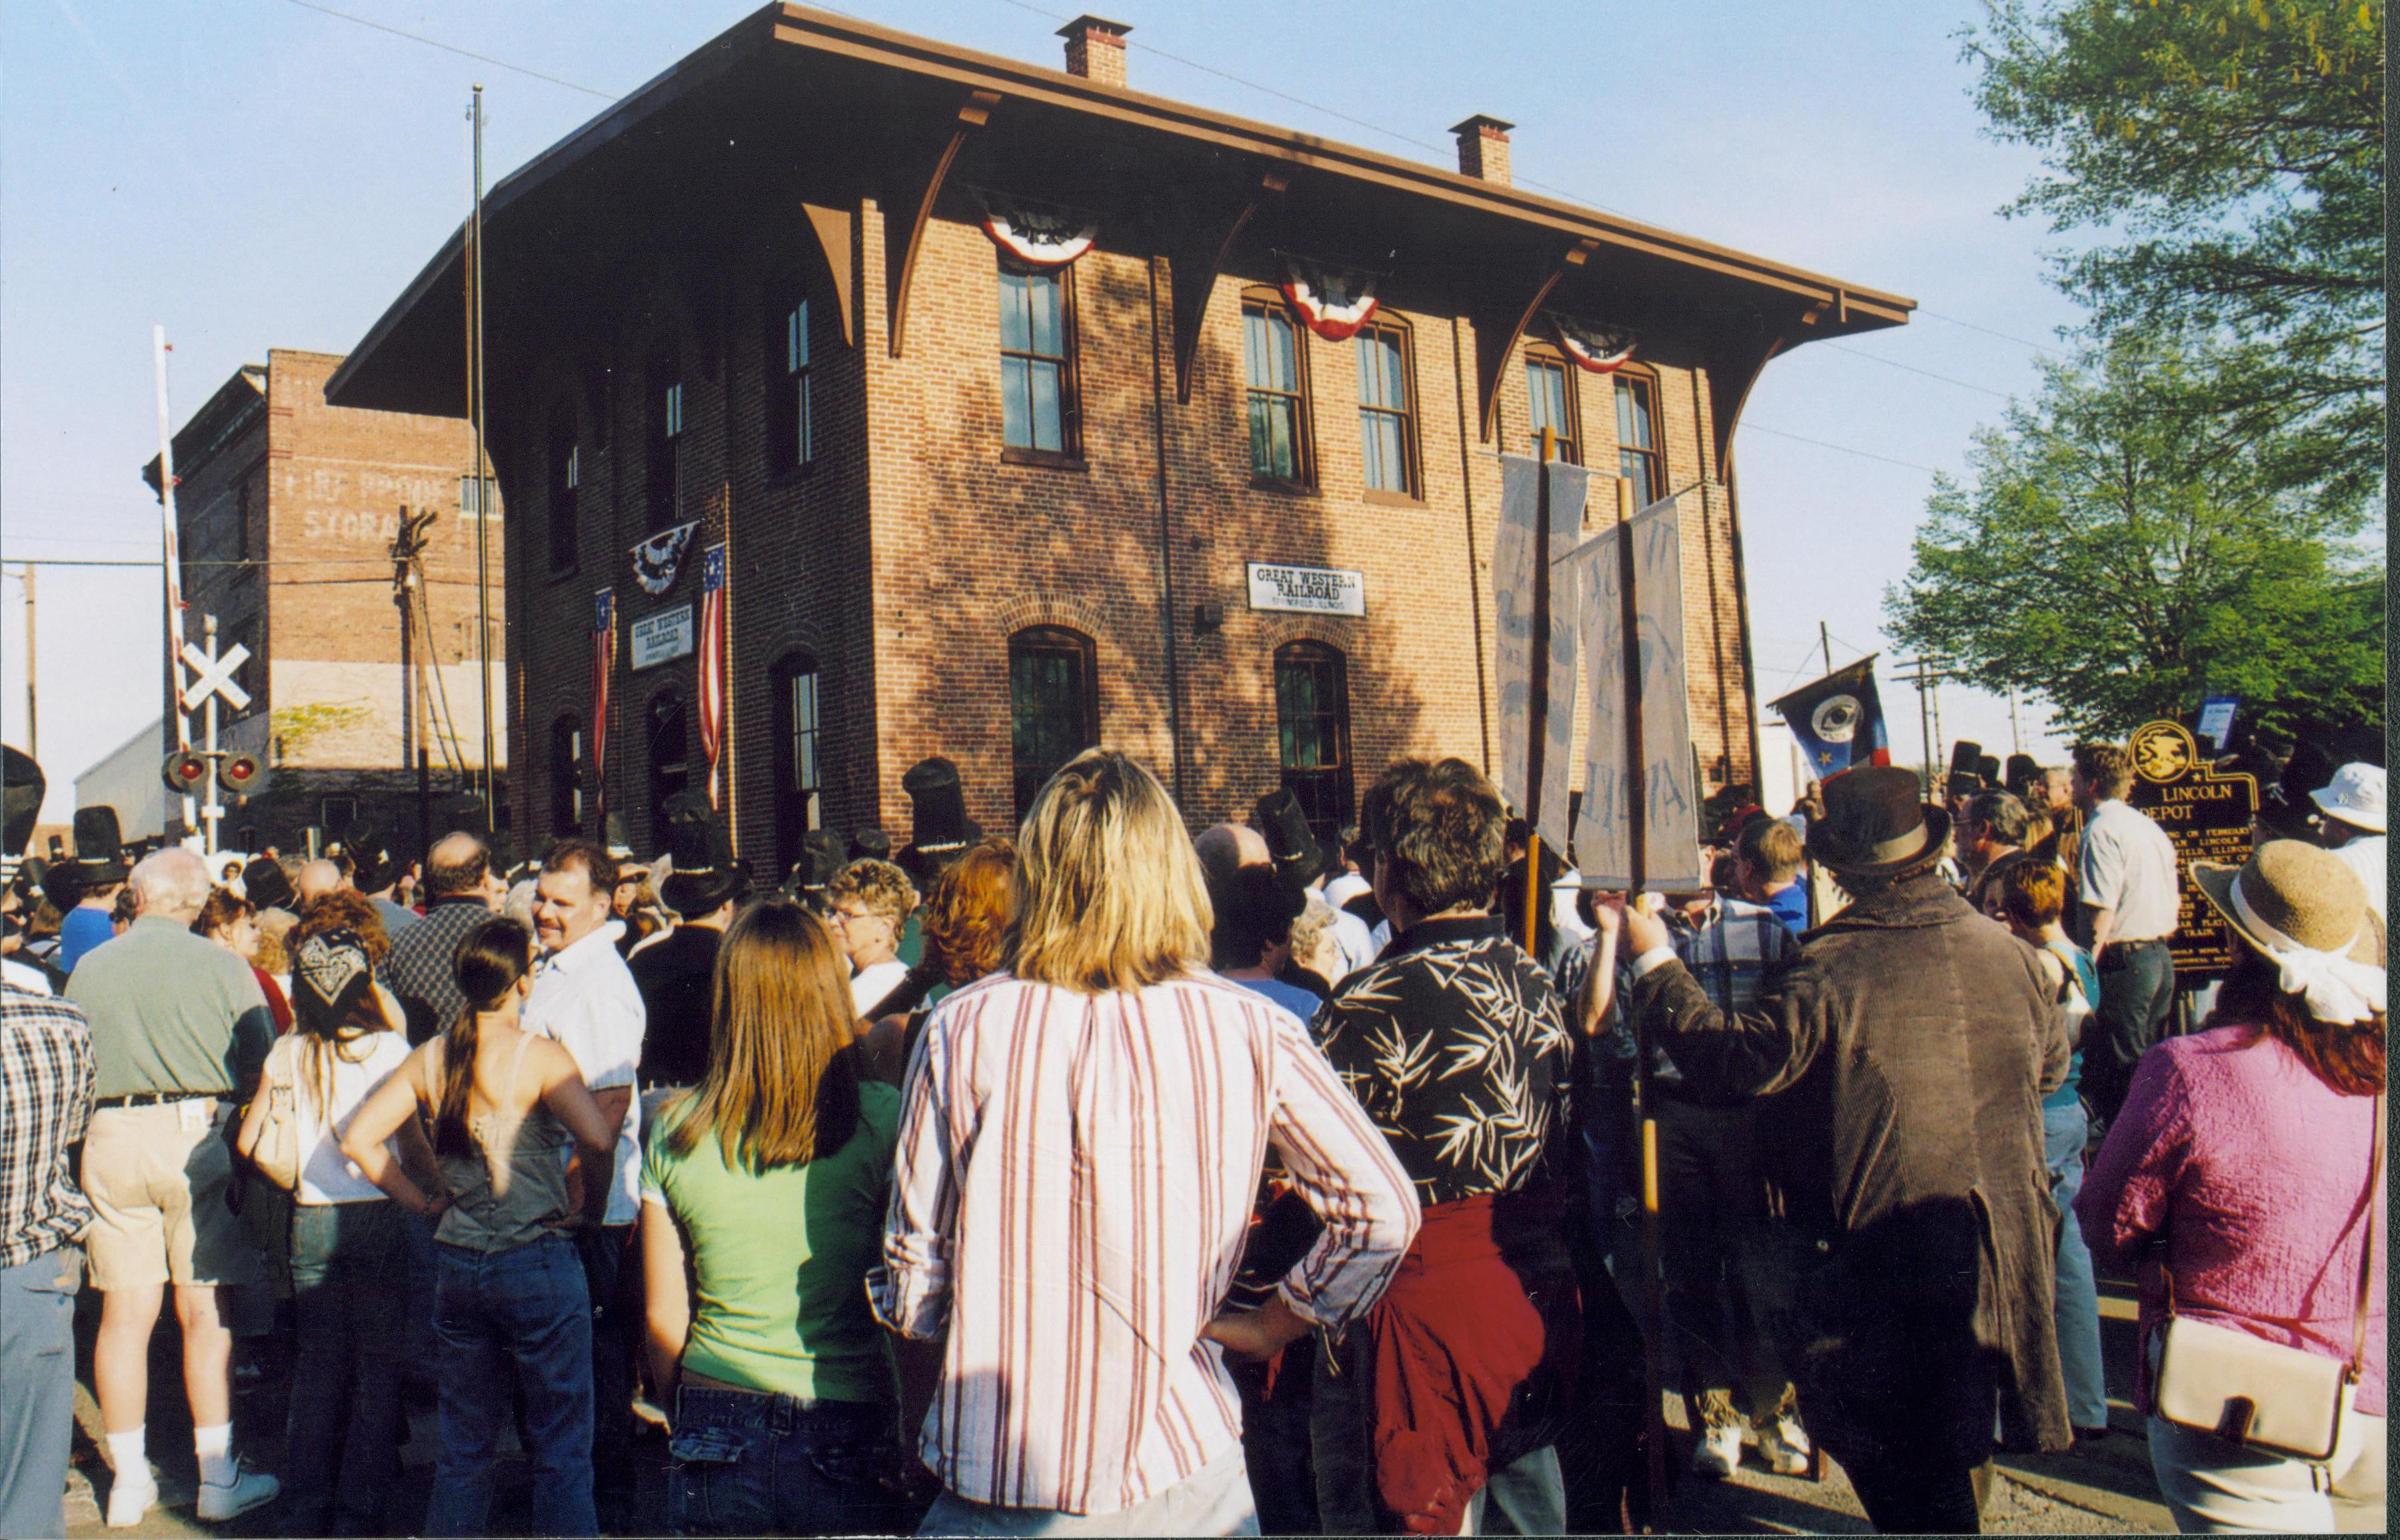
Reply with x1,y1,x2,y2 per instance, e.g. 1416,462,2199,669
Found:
1,0,2085,821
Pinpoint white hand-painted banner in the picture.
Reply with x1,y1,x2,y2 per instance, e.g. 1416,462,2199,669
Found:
1565,492,1702,891
1492,454,1588,850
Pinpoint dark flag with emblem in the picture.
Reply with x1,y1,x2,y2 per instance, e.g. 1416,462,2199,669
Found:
1770,656,1890,780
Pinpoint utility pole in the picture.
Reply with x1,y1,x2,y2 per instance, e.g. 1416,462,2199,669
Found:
153,326,197,838
469,84,495,834
2007,684,2023,758
21,566,34,761
1895,656,1939,796
1819,618,1833,676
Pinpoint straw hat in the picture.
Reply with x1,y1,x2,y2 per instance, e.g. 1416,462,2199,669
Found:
2191,840,2385,1023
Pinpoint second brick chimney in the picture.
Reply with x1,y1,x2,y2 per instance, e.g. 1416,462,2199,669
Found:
1450,115,1514,185
1059,16,1131,88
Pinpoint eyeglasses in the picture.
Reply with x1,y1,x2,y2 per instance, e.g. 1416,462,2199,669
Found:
826,907,886,929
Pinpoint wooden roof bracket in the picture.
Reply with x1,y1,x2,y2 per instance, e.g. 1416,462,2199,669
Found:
1165,166,1290,403
1709,331,1787,482
801,203,857,348
889,87,1002,359
1475,236,1600,442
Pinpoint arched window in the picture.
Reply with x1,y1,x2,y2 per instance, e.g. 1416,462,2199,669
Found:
1613,369,1664,508
646,689,690,842
764,283,817,474
645,347,684,531
1274,641,1354,850
550,714,585,836
1355,317,1419,498
770,652,822,874
1242,285,1312,485
1008,626,1098,820
1524,342,1580,464
546,403,579,574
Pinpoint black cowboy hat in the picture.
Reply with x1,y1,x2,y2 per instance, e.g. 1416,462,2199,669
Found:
656,790,750,917
897,757,982,888
1250,788,1327,894
70,806,131,888
3,746,45,858
2003,754,2043,800
1805,766,1951,878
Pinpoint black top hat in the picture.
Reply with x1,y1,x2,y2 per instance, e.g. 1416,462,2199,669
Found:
848,826,892,864
601,811,635,860
2003,754,2043,798
657,790,749,917
70,806,129,887
243,856,296,915
784,829,846,906
1975,754,2002,786
1805,766,1950,878
898,758,982,886
339,822,399,892
3,746,45,858
1250,789,1327,894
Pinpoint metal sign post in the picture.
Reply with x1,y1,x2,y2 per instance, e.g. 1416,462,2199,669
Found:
179,614,252,856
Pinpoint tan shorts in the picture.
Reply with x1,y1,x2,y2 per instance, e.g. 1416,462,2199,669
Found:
81,1102,259,1291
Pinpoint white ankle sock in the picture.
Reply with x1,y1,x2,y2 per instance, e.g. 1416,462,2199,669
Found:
106,1429,147,1483
193,1423,234,1487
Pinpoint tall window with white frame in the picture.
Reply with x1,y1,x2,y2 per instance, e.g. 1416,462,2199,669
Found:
546,407,579,574
770,652,822,873
1244,291,1310,484
998,265,1076,458
767,293,815,474
551,714,585,834
1356,321,1418,497
647,351,683,530
1615,373,1664,508
1525,345,1580,464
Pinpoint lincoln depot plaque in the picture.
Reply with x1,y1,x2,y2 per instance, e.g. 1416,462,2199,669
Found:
2125,718,2259,983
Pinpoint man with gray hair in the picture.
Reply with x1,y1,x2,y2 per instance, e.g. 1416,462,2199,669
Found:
63,847,281,1526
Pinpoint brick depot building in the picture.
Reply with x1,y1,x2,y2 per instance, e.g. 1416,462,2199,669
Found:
146,350,505,852
329,5,1909,873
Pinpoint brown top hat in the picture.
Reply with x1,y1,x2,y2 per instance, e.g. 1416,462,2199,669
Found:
1806,766,1951,878
2191,840,2383,972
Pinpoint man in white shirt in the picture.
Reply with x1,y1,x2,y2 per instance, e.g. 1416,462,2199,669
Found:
2311,763,2385,923
2071,742,2181,1125
523,838,646,1525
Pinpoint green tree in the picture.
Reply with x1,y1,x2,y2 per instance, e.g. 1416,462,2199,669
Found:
1886,329,2383,744
1969,0,2385,498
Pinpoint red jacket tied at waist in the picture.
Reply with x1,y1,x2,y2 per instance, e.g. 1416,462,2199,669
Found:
1366,1189,1578,1534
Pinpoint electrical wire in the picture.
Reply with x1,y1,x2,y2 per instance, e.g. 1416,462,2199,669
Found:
275,0,612,97
1735,422,1943,475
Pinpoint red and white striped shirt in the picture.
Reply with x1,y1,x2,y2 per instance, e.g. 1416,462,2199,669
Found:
868,970,1420,1516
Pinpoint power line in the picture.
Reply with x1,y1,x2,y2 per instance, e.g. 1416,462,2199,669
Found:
1915,309,2068,359
1819,342,2013,400
275,0,612,97
1737,422,1943,475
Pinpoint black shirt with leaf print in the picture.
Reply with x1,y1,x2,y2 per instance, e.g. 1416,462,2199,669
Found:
1312,914,1575,1207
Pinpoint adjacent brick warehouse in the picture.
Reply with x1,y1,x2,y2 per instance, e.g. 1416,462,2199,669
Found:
147,349,503,854
327,5,1912,878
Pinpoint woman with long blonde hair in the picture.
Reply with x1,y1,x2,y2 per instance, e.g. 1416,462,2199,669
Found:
639,899,903,1536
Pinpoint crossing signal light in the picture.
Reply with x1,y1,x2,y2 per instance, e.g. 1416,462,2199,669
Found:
161,752,209,794
222,755,268,796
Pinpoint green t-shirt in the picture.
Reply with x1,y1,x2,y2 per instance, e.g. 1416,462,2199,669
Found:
640,1080,900,1405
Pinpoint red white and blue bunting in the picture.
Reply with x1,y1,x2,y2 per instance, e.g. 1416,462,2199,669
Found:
1550,314,1638,373
1280,255,1381,341
630,520,700,596
978,192,1097,268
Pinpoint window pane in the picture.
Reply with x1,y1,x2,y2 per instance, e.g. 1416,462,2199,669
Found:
1250,396,1299,480
1616,377,1653,449
1361,412,1404,491
1380,339,1406,409
1244,311,1272,390
1271,315,1298,392
1528,361,1563,439
1030,360,1063,451
999,271,1032,353
1356,335,1384,408
794,301,810,370
1028,272,1062,358
796,374,814,465
1619,449,1656,507
1001,357,1031,448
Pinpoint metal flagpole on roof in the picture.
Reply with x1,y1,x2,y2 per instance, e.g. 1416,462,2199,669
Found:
470,85,496,834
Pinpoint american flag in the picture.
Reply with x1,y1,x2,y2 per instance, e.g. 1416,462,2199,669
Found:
698,542,727,808
591,588,615,818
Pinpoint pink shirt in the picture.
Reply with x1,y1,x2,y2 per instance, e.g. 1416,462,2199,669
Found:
2078,1025,2384,1415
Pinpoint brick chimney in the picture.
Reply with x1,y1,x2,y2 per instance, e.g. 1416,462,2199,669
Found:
1450,115,1514,185
1058,15,1131,87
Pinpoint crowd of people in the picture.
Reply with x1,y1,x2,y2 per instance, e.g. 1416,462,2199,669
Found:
0,740,2382,1537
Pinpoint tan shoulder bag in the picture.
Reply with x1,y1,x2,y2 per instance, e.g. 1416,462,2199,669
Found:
248,1037,307,1193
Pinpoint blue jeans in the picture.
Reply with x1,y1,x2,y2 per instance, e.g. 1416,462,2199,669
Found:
423,1233,597,1538
284,1200,408,1537
2043,1100,2108,1431
0,1248,81,1540
920,1445,1258,1536
666,1385,904,1536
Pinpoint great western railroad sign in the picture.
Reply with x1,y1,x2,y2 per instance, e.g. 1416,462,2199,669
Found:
1246,562,1366,617
2125,717,2259,984
630,604,695,669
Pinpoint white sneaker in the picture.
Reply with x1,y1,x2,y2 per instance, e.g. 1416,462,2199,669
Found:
197,1459,281,1521
1691,1422,1743,1479
104,1467,157,1529
1755,1415,1810,1476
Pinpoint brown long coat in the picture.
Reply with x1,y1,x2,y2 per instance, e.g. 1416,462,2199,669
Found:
1628,872,2072,1464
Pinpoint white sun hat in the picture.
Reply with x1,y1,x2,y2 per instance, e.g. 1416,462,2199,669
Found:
2310,762,2386,834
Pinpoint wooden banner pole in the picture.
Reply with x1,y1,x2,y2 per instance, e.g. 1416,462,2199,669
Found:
1620,472,1670,1517
1524,428,1556,958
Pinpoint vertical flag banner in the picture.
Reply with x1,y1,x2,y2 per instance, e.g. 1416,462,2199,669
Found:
591,588,616,818
698,543,727,809
1568,493,1702,891
1769,656,1890,781
1493,454,1588,848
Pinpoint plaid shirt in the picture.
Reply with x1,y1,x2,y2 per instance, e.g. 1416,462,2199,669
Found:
1596,896,1800,1092
379,896,495,1045
1,983,95,1269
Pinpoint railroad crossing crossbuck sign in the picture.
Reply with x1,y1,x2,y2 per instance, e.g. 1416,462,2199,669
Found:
180,641,251,713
